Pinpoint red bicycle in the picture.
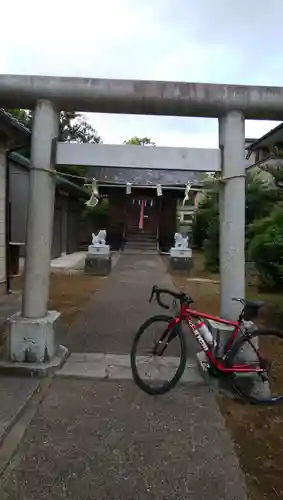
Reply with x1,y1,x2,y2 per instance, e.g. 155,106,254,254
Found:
130,285,283,404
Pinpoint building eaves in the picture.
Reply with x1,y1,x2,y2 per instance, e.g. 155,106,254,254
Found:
8,151,89,199
0,108,31,138
246,122,283,154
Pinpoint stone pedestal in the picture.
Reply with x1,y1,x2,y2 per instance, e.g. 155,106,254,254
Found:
85,245,111,276
169,247,193,273
8,310,60,362
197,320,271,400
0,310,69,376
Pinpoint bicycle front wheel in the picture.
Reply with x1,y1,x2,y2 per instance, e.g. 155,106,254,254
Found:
227,328,283,405
130,315,187,395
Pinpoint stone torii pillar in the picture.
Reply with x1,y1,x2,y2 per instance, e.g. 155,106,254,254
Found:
22,100,59,318
218,113,270,398
219,111,245,320
6,100,68,367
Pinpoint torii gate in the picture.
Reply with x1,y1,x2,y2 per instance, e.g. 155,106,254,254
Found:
0,75,282,366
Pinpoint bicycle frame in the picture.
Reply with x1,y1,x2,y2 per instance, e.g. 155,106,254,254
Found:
169,303,265,375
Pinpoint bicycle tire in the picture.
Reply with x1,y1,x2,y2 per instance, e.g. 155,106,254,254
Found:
226,328,283,405
130,314,187,395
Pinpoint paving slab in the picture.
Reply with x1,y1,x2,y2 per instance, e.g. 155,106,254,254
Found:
60,254,199,355
0,376,39,442
0,292,21,334
0,378,247,500
50,251,120,274
50,251,87,270
56,352,203,383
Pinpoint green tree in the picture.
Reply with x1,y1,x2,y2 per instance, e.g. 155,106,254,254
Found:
59,111,101,143
248,204,283,288
6,108,32,126
6,109,101,144
192,188,219,271
6,108,101,185
192,172,280,272
192,191,218,248
57,112,101,184
245,172,280,226
191,175,218,250
82,198,109,229
259,160,283,189
124,136,155,146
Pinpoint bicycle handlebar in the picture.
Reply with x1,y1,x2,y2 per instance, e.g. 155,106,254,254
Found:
149,285,192,310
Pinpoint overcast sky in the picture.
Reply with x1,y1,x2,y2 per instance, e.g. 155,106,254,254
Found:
1,0,282,146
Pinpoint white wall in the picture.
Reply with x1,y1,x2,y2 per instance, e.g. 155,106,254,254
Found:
9,161,29,245
0,148,5,283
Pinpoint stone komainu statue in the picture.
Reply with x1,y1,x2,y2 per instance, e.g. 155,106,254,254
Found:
92,230,107,246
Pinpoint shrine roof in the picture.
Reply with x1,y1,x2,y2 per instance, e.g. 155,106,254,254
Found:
86,166,203,188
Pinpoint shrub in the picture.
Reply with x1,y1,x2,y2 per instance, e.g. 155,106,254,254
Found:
192,173,280,273
203,215,219,272
82,199,109,229
192,191,218,249
248,204,283,288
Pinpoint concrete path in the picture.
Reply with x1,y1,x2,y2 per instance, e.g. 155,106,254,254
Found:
0,292,21,333
0,377,39,442
59,254,198,354
0,379,247,500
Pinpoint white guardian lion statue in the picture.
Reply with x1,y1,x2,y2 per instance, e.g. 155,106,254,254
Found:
92,230,107,246
174,232,188,249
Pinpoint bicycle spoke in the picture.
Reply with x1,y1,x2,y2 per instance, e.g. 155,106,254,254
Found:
131,315,187,394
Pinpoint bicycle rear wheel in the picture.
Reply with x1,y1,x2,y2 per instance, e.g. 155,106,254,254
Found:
130,315,187,395
226,328,283,404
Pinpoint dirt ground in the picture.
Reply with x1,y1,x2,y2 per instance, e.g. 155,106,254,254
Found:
11,272,106,330
165,252,283,500
0,272,105,355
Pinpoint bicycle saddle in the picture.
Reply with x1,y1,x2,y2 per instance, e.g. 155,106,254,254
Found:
232,297,264,308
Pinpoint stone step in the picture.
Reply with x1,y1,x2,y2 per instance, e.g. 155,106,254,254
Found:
126,233,156,240
126,243,157,248
126,234,156,241
127,241,156,245
125,241,157,249
56,353,204,384
122,249,159,255
126,233,157,239
125,247,157,252
125,235,157,241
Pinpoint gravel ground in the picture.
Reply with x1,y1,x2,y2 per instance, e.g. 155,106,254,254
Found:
1,378,247,500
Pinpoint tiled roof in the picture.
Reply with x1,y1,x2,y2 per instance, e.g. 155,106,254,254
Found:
87,166,203,187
